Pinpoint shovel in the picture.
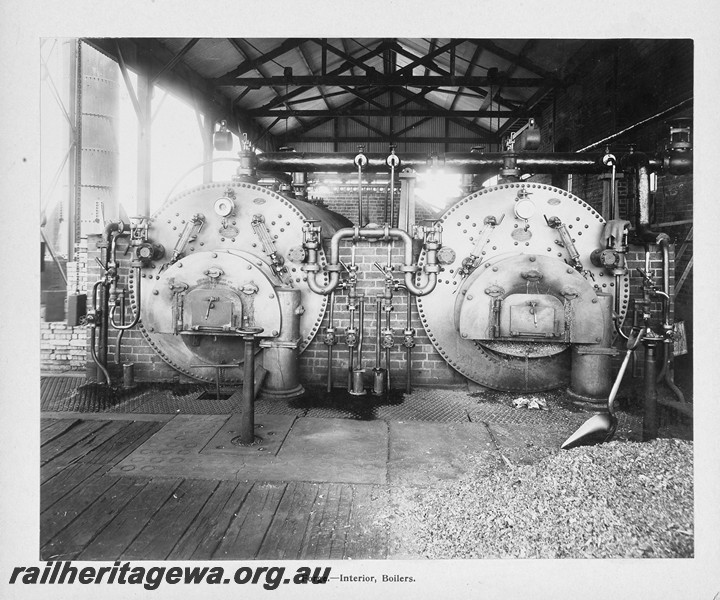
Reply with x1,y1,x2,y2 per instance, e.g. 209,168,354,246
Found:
561,328,645,450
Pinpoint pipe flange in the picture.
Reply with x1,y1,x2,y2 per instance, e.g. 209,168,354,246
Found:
399,265,419,273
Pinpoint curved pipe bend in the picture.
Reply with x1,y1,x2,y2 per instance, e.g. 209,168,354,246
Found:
89,281,111,385
110,266,142,330
306,226,438,296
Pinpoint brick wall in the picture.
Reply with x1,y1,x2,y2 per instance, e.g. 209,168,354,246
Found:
298,237,464,388
40,239,89,373
306,182,439,226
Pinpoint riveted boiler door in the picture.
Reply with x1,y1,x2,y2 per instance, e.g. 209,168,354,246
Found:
416,182,630,392
139,250,281,383
133,181,338,382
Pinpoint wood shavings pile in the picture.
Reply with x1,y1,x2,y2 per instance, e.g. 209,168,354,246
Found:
394,438,693,559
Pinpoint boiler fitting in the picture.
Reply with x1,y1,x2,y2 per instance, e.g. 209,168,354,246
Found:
301,223,441,297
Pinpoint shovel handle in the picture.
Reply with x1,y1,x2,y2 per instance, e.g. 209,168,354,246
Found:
608,329,645,414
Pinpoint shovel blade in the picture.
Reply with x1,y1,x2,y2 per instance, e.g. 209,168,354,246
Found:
561,413,617,450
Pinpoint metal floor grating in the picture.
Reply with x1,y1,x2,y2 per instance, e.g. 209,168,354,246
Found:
40,375,84,407
39,376,642,431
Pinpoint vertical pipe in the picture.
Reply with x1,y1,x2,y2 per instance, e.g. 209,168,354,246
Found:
114,290,125,363
239,333,257,445
89,281,111,385
137,67,152,218
349,294,366,396
70,39,82,257
643,338,659,441
202,115,214,184
357,161,363,225
326,291,335,393
385,307,392,391
347,291,356,389
375,298,382,369
406,290,412,394
326,341,333,393
357,295,365,368
389,162,396,228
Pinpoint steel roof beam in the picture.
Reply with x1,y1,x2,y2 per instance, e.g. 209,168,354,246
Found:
273,135,496,144
449,44,483,111
150,38,199,85
393,39,464,77
349,116,387,138
467,39,563,83
215,75,547,87
391,86,498,139
245,108,529,118
309,38,379,74
394,116,433,137
392,40,518,114
285,86,390,135
217,38,309,81
228,38,311,135
249,42,387,111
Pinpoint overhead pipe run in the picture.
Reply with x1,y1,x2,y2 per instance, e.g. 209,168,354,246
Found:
255,150,690,176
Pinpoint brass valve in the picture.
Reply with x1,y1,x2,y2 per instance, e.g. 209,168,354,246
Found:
403,328,416,348
323,327,338,346
381,328,395,349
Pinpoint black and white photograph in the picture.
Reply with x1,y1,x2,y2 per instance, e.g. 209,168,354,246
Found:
1,2,719,599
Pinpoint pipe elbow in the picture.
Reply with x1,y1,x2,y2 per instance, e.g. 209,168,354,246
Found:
329,227,356,263
404,272,438,297
307,271,339,296
635,223,661,244
656,232,671,247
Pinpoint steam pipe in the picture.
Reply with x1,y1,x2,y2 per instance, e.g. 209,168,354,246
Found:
385,304,392,391
357,296,365,370
110,266,142,329
625,158,684,404
97,221,124,374
405,289,413,394
114,290,125,363
89,280,111,385
256,150,690,175
258,152,613,174
375,298,383,369
304,226,438,296
326,291,336,393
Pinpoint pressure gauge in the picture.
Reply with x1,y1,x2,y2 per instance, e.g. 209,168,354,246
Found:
514,198,536,220
214,196,235,217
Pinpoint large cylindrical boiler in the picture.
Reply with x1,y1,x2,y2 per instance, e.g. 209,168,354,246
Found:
132,181,351,386
416,182,630,392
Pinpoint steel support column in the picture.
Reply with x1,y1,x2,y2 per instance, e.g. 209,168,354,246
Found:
137,69,152,217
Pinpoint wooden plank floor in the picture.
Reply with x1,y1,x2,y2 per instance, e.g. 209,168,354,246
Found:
40,417,392,561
